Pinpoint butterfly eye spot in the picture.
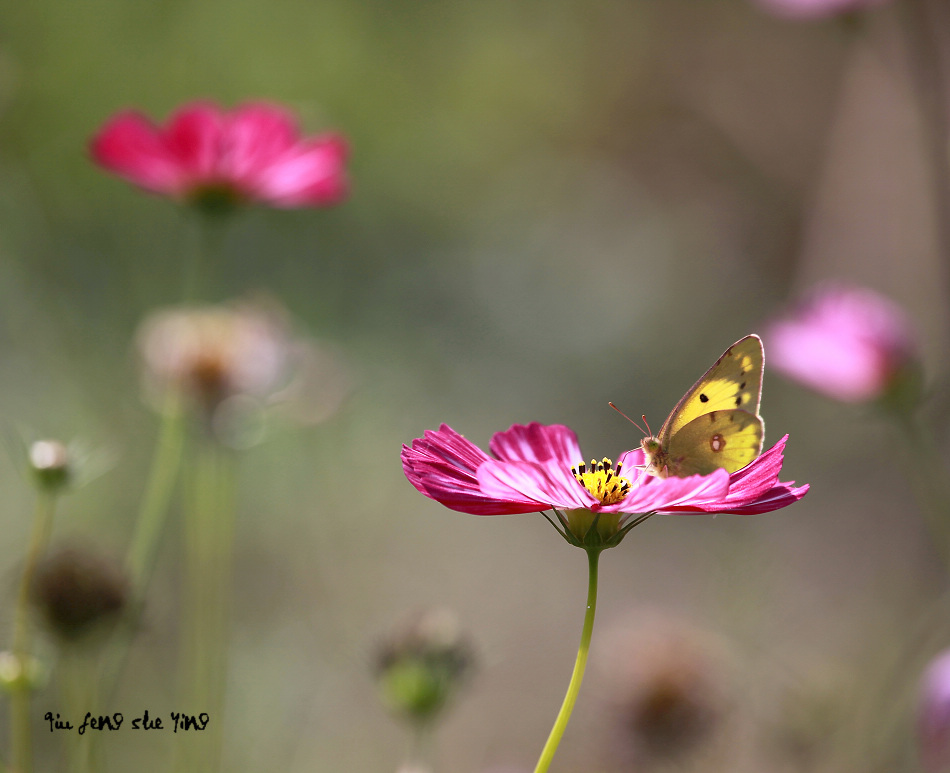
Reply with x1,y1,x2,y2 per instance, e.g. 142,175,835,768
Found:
710,433,726,453
699,393,709,403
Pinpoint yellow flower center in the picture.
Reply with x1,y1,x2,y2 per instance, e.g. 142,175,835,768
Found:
571,458,631,505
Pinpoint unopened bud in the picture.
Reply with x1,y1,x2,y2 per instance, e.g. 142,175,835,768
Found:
374,608,475,726
29,440,71,492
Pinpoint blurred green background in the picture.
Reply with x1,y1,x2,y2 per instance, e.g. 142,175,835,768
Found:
0,0,946,770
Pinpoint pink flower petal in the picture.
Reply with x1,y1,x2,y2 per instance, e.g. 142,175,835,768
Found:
250,135,350,206
401,425,541,515
477,459,596,511
89,112,187,194
488,422,584,466
162,103,225,183
615,469,731,515
222,103,301,183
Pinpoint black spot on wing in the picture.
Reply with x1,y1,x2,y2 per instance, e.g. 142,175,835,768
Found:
699,393,709,403
735,396,742,407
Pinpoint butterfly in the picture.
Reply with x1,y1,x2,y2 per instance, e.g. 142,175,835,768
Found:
640,335,764,479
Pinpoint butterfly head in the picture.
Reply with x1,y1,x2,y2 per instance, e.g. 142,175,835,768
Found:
639,435,669,479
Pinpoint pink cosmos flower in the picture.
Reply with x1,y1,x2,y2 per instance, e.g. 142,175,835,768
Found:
918,649,950,773
752,0,889,19
90,101,349,209
765,284,919,404
402,423,807,547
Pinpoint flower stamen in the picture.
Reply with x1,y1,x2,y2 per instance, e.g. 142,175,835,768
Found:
571,458,631,505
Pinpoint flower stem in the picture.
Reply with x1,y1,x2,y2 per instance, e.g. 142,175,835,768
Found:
182,212,229,301
10,490,58,773
100,389,186,701
175,434,236,773
532,548,601,773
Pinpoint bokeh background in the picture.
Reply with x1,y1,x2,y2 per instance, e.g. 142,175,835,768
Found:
0,0,947,770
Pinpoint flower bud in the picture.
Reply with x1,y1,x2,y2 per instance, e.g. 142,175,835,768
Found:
0,651,45,693
29,440,72,493
374,608,475,726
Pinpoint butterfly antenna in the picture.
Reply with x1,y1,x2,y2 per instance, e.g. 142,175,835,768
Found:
641,414,653,437
608,402,647,435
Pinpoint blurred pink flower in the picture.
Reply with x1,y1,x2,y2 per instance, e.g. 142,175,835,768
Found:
90,101,349,209
918,649,950,773
752,0,889,19
765,284,918,404
402,423,807,545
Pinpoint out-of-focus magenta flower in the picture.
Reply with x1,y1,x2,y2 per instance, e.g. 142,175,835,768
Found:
918,649,950,773
752,0,889,19
765,284,919,405
90,101,349,210
402,423,807,547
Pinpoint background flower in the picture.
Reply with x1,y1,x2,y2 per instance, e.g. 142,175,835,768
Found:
765,284,919,404
751,0,890,18
137,297,349,442
90,101,349,210
919,649,950,773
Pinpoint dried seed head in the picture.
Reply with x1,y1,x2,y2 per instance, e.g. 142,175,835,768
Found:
31,545,129,644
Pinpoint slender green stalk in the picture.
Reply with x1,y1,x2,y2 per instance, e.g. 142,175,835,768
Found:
100,390,186,702
60,650,101,773
533,548,601,773
126,391,186,592
175,435,236,773
405,724,435,773
181,212,229,302
10,490,58,773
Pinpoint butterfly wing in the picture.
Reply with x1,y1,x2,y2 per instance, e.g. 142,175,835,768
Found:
664,409,764,476
657,335,764,446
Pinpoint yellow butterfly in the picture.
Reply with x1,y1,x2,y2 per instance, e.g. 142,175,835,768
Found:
640,335,764,479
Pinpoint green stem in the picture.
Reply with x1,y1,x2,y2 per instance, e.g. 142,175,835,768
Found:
100,389,186,702
532,548,600,773
175,435,235,773
10,490,58,773
181,212,229,302
127,390,186,592
61,650,101,773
